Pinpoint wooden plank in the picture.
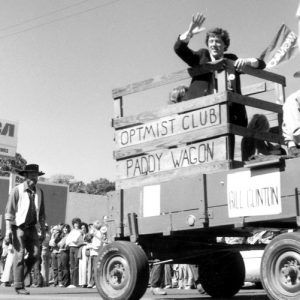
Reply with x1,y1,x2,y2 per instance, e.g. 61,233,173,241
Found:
114,123,230,160
241,82,267,96
229,124,284,144
274,83,285,105
114,97,123,118
112,69,190,99
189,60,286,86
138,215,172,235
113,63,226,99
265,112,279,122
112,61,285,99
241,64,286,86
228,92,283,113
113,92,228,129
113,85,280,129
116,136,228,183
116,159,232,190
114,120,282,161
116,105,222,149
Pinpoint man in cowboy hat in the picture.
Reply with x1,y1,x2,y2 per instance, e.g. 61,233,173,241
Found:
4,164,46,295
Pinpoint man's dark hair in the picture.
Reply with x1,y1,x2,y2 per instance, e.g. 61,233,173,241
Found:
205,27,230,51
71,217,81,227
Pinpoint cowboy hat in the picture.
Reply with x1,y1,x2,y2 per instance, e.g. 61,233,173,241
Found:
18,164,45,176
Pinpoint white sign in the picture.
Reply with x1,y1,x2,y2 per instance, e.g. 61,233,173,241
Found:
142,185,161,217
0,119,18,157
116,105,220,148
227,169,281,218
117,136,227,180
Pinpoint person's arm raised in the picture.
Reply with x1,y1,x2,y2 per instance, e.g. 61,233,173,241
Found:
179,12,206,43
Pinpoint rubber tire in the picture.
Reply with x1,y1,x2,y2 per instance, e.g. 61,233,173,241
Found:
95,241,149,300
261,232,300,300
198,251,245,298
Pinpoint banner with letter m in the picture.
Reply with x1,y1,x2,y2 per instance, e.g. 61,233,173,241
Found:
0,119,18,157
260,24,298,69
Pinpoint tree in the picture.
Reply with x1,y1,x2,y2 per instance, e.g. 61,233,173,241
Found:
48,174,75,185
0,152,27,176
69,181,87,193
86,178,115,195
46,174,115,195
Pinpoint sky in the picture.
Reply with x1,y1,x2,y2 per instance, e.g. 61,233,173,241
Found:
0,0,299,183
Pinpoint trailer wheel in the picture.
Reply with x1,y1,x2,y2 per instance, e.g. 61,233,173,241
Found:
198,251,245,298
95,241,149,300
261,232,300,300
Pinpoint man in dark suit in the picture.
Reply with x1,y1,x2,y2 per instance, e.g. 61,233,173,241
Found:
174,13,266,128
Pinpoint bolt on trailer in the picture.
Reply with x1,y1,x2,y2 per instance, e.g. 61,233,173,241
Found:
94,59,300,300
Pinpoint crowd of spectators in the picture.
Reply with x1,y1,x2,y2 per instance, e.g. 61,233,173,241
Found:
0,216,109,289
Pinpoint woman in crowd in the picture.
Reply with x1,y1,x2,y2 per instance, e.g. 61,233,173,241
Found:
49,224,63,287
65,218,84,288
57,224,71,287
78,222,89,288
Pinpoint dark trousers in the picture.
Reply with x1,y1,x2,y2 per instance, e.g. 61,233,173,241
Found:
51,252,61,285
32,250,43,286
12,225,40,289
89,256,97,286
164,264,173,286
58,251,70,287
69,247,79,286
150,262,164,288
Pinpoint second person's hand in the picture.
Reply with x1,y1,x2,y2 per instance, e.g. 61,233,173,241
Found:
188,12,206,36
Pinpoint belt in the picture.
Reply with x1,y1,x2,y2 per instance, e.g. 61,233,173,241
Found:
16,224,36,230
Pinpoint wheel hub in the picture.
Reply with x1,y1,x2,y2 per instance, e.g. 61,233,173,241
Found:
109,263,125,285
275,251,300,293
101,255,130,297
281,260,300,286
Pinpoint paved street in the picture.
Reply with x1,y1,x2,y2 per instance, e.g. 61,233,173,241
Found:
0,286,269,299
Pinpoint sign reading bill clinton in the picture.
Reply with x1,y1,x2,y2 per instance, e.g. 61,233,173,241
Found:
0,119,18,157
227,169,281,218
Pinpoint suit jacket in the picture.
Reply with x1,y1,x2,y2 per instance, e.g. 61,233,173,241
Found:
174,39,266,127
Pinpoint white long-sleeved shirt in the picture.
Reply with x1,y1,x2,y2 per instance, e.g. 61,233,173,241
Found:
65,229,84,247
282,90,300,148
90,229,102,256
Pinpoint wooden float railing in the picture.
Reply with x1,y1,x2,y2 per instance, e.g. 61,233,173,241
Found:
112,60,285,189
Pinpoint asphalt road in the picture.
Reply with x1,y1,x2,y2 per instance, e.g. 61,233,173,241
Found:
0,286,269,300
